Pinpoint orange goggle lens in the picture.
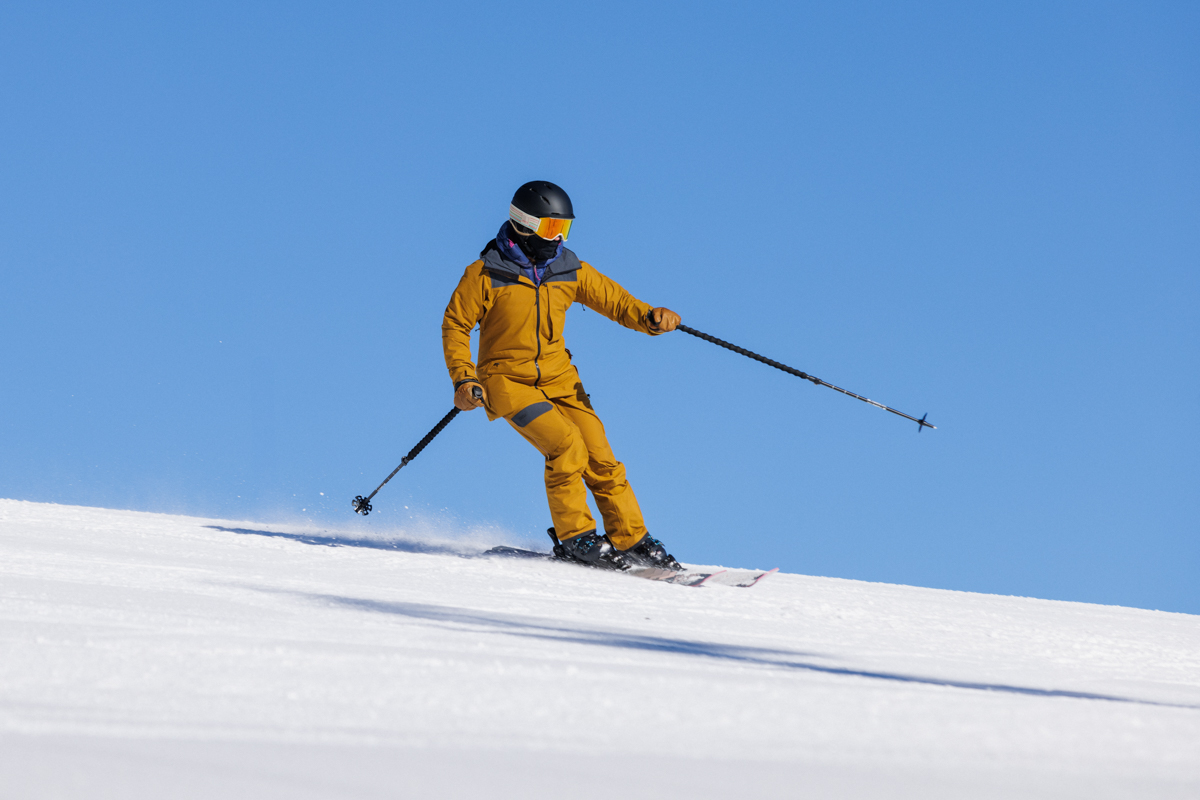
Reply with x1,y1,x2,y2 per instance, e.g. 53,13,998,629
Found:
534,216,572,241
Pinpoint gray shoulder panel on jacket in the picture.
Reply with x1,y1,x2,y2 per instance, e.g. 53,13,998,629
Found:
488,270,522,288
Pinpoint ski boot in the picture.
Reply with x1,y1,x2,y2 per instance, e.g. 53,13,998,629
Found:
548,528,628,571
616,534,682,571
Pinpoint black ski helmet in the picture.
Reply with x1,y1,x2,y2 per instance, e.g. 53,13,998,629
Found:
511,181,575,220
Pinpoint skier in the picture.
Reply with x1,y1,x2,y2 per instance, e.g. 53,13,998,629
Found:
442,181,682,571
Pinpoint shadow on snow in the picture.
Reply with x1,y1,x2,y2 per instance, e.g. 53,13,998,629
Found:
263,588,1198,712
205,525,476,558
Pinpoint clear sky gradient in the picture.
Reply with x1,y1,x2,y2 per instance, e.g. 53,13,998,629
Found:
2,2,1196,613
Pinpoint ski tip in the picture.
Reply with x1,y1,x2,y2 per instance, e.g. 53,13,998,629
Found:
706,567,779,588
691,569,727,587
739,567,779,587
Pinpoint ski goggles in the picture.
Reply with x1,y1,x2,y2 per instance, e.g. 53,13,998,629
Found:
510,204,573,241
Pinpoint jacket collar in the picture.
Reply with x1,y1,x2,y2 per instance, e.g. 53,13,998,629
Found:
481,222,578,280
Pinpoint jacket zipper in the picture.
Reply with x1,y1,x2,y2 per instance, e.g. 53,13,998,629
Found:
533,279,543,387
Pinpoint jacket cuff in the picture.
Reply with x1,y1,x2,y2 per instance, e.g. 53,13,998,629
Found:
453,378,481,390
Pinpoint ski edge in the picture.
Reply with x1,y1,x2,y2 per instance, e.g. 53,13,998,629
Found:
481,546,725,588
628,567,726,586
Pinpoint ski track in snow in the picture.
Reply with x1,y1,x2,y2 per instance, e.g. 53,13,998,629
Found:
1,499,1198,799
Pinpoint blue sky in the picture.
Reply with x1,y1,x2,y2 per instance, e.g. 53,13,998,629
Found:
2,2,1196,613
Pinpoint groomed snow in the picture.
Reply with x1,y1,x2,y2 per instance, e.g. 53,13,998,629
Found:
1,499,1198,799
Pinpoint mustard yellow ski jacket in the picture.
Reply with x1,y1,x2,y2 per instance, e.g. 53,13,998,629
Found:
442,240,660,420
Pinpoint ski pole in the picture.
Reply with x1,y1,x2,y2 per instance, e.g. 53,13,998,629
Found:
352,385,483,516
676,324,936,432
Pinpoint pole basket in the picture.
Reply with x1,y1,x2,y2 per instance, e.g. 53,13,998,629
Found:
352,496,372,516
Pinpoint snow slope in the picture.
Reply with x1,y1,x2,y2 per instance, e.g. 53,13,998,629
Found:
2,499,1198,799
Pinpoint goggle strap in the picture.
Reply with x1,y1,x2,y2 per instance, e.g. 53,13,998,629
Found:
509,204,541,232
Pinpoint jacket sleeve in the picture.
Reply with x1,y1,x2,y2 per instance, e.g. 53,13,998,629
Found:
442,262,487,387
575,261,658,335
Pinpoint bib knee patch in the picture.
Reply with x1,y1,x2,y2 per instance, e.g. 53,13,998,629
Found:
512,401,553,428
